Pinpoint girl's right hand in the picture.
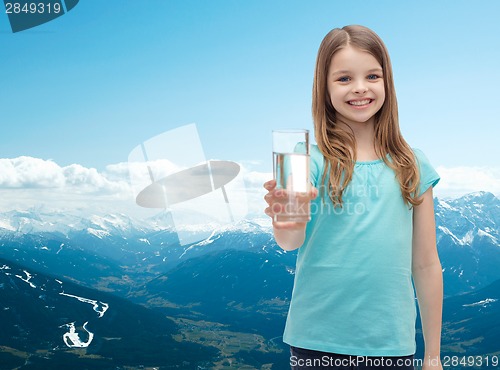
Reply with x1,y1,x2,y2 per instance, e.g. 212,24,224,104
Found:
263,179,318,230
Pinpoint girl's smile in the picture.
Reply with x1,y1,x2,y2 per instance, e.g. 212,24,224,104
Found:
347,98,374,107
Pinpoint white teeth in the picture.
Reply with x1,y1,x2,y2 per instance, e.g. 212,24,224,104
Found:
349,99,371,106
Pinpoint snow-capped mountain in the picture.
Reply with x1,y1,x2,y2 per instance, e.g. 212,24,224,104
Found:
0,209,164,237
0,192,498,295
0,207,272,238
434,191,500,295
0,207,275,296
436,191,498,247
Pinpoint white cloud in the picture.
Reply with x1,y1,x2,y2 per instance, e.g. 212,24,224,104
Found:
0,156,66,188
0,157,497,219
434,166,500,199
0,157,181,196
0,157,112,190
0,157,135,216
0,157,269,220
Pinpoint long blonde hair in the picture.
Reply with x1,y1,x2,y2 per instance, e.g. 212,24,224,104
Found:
312,25,421,206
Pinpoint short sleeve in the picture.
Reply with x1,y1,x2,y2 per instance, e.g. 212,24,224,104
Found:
413,148,440,196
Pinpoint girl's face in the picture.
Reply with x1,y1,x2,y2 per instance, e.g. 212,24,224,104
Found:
327,45,385,128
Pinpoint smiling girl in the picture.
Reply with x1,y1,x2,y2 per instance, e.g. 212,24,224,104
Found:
264,25,443,370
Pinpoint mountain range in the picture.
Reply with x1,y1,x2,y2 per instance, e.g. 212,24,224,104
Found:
0,191,498,369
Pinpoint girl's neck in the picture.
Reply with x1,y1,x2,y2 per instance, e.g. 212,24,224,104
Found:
337,118,378,161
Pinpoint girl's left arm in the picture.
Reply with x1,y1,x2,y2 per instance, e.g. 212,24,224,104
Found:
412,187,443,370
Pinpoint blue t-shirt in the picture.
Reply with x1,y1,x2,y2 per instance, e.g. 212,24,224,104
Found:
282,145,440,356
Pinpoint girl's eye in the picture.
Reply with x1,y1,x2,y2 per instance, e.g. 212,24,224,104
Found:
367,74,381,80
337,76,350,82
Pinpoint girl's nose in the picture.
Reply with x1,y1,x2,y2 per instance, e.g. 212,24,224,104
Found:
353,82,368,94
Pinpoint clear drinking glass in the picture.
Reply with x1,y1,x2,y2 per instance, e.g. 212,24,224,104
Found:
272,129,310,222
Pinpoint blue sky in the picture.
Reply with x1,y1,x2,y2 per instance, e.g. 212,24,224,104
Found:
0,0,499,212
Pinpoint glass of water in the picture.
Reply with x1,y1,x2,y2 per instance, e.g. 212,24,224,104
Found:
272,129,310,222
